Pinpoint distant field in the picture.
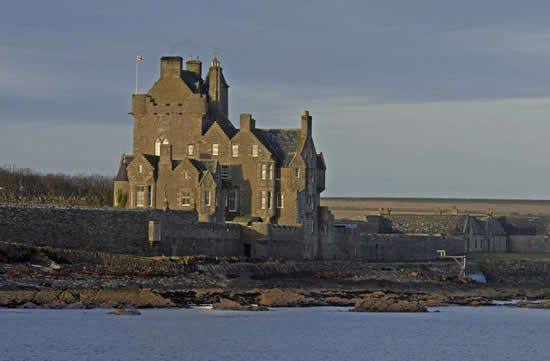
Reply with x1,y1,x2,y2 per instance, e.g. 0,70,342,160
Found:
321,197,550,220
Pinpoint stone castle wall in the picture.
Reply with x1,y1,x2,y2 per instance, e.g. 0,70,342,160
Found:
508,235,550,253
0,204,237,256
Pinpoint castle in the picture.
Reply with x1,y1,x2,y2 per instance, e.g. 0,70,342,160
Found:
113,56,327,257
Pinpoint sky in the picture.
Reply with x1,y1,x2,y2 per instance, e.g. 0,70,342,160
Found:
2,0,550,198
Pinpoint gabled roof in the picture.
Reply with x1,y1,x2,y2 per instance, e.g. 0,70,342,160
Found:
463,215,484,235
115,155,134,181
252,129,302,166
181,70,203,93
204,116,238,138
142,154,160,169
485,217,507,236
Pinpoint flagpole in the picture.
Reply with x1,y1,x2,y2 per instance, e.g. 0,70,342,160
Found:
135,59,139,94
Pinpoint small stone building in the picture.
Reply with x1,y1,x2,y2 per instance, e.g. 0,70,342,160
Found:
114,56,327,258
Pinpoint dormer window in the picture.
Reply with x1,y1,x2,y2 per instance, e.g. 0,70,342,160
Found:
212,143,219,156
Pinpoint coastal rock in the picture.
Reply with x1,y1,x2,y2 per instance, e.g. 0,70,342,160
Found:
108,308,142,316
18,302,39,309
212,298,268,311
79,288,175,308
515,300,550,309
353,294,427,313
257,288,308,307
0,290,36,307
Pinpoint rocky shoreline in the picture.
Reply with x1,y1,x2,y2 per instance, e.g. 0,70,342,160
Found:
1,241,550,312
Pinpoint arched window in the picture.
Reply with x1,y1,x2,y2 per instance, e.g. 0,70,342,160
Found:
162,138,169,145
154,138,161,156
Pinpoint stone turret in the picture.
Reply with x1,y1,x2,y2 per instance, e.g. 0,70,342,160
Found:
207,57,229,117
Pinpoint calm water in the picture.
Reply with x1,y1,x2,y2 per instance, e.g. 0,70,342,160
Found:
1,306,549,361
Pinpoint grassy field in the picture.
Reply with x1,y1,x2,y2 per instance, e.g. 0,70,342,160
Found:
321,197,550,220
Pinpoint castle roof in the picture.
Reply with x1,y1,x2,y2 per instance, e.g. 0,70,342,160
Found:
115,155,134,181
252,129,302,166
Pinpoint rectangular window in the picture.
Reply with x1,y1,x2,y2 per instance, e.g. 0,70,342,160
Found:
136,186,145,207
228,190,238,211
204,190,211,206
212,143,219,156
221,165,230,179
184,171,190,180
187,144,195,156
295,168,301,178
269,164,274,180
261,164,267,180
260,191,266,210
276,192,284,209
232,144,239,157
252,144,259,157
266,191,272,209
181,191,192,206
138,164,143,174
147,185,153,207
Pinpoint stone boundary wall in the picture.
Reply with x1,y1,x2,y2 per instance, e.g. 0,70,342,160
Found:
254,224,305,260
160,223,242,257
508,235,550,253
359,234,465,262
0,204,244,257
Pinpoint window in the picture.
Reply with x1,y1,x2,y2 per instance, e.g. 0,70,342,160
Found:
203,190,211,206
261,164,268,180
276,192,284,209
232,144,239,157
269,164,274,180
184,171,190,180
181,191,192,206
221,165,230,179
155,139,161,156
162,139,169,145
260,191,272,210
212,143,219,156
228,190,238,211
187,144,195,156
136,186,145,207
295,168,301,178
252,144,259,157
147,185,153,207
138,165,143,174
260,191,266,210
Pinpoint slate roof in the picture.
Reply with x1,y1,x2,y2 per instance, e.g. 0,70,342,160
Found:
181,70,202,93
252,129,302,166
143,154,160,169
485,217,507,236
462,215,484,234
205,116,238,138
115,155,134,181
317,153,327,170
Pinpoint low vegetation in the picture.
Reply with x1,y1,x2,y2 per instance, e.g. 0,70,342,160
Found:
0,165,113,207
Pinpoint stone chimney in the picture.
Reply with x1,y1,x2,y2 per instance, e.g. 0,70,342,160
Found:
186,57,202,78
160,56,182,79
159,143,172,166
301,110,312,137
240,113,255,132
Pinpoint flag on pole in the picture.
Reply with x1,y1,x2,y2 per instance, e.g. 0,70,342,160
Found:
136,55,144,62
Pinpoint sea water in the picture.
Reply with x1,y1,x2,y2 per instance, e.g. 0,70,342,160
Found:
1,306,549,361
